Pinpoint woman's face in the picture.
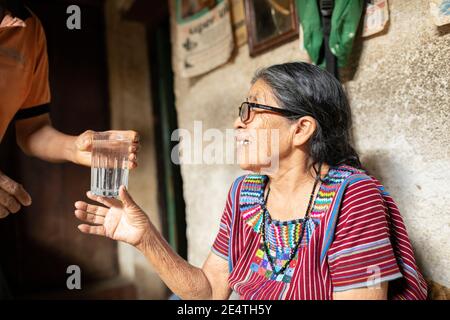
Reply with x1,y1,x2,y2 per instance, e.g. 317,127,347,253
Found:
234,79,295,173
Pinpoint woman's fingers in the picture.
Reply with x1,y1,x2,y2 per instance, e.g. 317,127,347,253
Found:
74,201,107,225
118,185,136,208
74,201,108,216
77,224,106,236
75,209,105,225
86,191,121,208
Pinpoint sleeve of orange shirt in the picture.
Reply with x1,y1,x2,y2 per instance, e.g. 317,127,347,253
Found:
20,14,51,110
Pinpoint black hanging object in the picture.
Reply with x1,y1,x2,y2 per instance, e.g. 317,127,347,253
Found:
319,0,339,80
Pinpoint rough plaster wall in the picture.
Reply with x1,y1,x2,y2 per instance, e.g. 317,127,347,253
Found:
172,0,449,287
105,0,167,299
343,0,450,286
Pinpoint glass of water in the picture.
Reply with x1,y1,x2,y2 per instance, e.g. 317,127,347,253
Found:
90,132,132,198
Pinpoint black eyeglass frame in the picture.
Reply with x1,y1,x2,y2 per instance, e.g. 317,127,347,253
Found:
239,102,302,123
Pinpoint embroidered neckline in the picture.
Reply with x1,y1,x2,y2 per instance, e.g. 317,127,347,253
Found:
242,164,365,282
240,165,364,248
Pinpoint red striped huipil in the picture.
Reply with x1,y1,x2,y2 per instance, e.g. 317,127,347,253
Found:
211,165,428,299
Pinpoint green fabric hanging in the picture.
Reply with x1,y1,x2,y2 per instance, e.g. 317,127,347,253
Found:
296,0,323,65
296,0,364,68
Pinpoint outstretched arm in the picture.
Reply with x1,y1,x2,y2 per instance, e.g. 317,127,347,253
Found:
75,187,231,300
333,282,388,300
15,114,139,168
138,224,230,299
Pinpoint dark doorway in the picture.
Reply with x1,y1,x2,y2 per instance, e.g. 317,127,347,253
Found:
0,0,123,298
149,20,188,260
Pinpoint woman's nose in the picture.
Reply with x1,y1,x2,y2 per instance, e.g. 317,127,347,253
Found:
234,116,245,129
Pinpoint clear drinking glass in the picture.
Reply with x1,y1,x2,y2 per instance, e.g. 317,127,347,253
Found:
90,132,131,198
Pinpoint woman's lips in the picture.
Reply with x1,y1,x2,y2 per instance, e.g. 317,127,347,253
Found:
236,139,250,146
235,135,251,146
235,130,253,146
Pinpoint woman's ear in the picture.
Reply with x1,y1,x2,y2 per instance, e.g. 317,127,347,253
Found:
292,116,317,147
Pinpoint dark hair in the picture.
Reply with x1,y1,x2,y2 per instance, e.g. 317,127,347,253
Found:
252,62,362,169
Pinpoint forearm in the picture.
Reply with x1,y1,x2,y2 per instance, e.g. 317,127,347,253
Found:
18,124,76,163
333,282,388,300
138,223,213,300
15,114,77,163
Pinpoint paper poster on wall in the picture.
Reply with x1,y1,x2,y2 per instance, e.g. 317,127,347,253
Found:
362,0,389,37
174,0,234,78
429,0,450,26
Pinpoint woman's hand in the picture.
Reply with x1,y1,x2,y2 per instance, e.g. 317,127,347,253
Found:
74,186,151,248
73,130,140,169
76,186,226,300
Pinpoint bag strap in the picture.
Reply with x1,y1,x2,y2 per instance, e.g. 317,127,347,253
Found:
320,173,372,263
227,176,245,273
319,0,339,79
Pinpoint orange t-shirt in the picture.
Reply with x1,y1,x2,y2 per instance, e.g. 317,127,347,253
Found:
0,9,51,140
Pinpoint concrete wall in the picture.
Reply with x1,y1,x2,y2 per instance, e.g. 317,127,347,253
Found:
105,0,167,299
171,0,450,289
342,0,450,287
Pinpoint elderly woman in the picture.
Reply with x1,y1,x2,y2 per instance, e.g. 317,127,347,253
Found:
74,62,427,300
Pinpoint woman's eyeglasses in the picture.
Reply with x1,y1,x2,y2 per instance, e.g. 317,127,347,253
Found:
239,102,302,123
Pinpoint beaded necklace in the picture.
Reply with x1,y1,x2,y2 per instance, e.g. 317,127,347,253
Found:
261,163,322,276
